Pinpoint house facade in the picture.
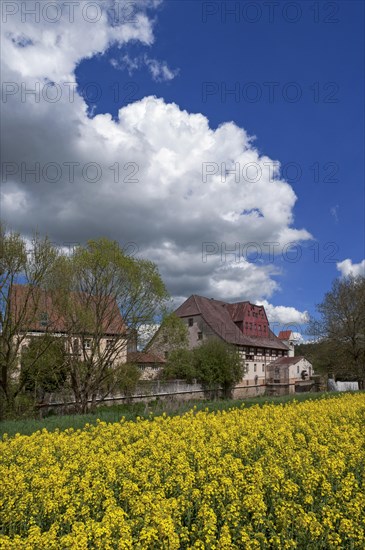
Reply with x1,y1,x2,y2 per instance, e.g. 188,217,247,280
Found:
148,295,312,390
9,284,129,372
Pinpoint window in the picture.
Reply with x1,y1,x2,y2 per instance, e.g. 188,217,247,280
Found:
84,339,92,350
254,364,257,372
262,364,265,372
297,365,300,374
106,339,113,350
39,312,49,327
198,332,203,340
72,339,80,355
188,318,194,327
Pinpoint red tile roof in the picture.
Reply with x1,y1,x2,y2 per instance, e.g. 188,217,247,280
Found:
9,284,125,335
175,295,288,350
278,330,293,340
128,352,165,364
269,356,305,366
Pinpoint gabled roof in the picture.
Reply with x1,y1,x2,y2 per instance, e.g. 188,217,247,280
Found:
9,284,125,336
175,295,288,350
278,330,293,340
269,356,306,366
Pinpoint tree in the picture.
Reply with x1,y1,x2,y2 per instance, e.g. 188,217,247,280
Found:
0,225,60,417
114,362,141,403
148,312,189,358
160,313,189,351
21,335,68,403
193,339,244,399
59,238,169,412
163,338,245,399
295,341,338,377
308,276,365,388
163,348,196,383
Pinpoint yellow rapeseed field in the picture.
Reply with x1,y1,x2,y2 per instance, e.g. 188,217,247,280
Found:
1,393,364,549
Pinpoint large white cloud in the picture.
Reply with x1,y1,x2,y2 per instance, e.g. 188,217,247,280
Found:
337,259,365,278
256,300,309,332
1,0,312,304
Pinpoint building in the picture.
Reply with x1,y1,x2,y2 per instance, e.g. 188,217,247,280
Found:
8,284,129,371
127,351,165,380
148,295,311,389
278,330,297,357
266,356,314,395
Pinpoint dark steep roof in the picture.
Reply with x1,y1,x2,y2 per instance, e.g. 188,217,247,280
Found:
175,295,289,350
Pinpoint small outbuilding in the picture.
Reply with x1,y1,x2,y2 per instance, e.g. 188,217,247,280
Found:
127,352,165,380
266,356,314,395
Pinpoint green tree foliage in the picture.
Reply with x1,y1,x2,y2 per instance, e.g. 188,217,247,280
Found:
21,335,67,402
295,341,338,375
59,237,169,412
157,312,189,351
193,339,244,399
163,338,245,399
163,348,196,383
114,363,141,403
307,275,365,387
0,225,60,417
0,226,169,417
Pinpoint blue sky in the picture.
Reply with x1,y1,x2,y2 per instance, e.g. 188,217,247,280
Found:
1,0,364,335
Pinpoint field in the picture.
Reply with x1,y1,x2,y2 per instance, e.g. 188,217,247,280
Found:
0,392,337,438
1,393,364,549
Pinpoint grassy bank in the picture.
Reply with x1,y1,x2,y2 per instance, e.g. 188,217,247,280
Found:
0,391,347,438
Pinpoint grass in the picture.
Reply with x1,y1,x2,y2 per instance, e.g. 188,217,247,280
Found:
0,391,347,439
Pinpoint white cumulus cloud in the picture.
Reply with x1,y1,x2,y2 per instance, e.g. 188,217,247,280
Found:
1,0,312,305
337,259,365,278
257,300,309,335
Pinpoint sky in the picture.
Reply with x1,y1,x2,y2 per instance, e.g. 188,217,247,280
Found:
1,0,364,338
